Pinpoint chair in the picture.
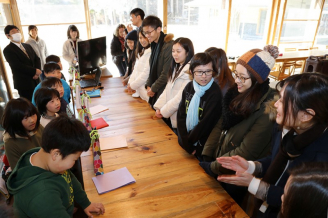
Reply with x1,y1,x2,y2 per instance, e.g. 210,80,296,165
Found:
285,48,297,52
269,62,295,81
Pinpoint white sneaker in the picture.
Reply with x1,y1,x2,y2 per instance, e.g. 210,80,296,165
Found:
132,92,140,98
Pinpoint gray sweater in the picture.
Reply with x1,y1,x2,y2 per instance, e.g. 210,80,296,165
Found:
25,36,48,70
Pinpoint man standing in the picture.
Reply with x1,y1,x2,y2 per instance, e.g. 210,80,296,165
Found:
142,15,174,107
3,25,41,101
127,8,145,32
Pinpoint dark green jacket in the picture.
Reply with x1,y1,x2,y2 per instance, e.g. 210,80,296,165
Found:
202,88,276,175
7,148,90,218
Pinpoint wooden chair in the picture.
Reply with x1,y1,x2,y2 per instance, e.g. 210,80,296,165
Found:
285,48,297,52
269,62,295,81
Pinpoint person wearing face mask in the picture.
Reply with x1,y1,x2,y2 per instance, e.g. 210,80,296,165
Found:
3,25,42,101
25,25,48,70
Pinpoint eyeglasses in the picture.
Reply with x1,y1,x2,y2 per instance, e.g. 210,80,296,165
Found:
142,28,156,36
232,70,250,83
194,70,213,77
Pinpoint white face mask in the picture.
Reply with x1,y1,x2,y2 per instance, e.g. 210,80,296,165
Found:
11,33,22,42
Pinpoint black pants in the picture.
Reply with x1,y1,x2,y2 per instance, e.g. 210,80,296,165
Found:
17,89,34,102
113,57,127,77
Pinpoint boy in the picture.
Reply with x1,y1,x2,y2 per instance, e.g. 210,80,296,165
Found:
177,53,222,160
40,55,67,81
7,115,105,217
142,15,174,107
41,77,74,118
32,61,71,106
3,25,41,101
127,8,145,32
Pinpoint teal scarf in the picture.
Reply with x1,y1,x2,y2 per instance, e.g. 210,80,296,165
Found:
186,78,214,132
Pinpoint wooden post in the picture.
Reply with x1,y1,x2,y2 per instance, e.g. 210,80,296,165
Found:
84,0,92,39
9,0,24,42
163,0,167,34
225,0,232,52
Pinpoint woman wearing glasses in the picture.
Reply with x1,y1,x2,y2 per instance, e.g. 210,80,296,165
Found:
200,45,279,204
177,52,222,160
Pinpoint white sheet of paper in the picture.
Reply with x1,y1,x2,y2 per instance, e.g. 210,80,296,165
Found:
99,135,128,151
89,105,108,115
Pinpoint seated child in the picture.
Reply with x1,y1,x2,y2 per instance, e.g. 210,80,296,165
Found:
32,62,71,106
40,55,66,81
7,115,105,217
34,88,61,127
177,52,222,160
41,77,74,118
2,98,43,169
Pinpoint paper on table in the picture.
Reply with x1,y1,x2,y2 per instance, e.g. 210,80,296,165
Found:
92,167,136,194
89,105,108,115
99,135,128,151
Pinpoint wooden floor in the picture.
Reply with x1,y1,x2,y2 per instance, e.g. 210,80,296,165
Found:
81,77,248,218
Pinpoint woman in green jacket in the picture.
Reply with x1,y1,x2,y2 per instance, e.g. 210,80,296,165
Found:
200,45,279,203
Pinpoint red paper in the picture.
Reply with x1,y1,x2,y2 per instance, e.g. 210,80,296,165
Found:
90,118,109,129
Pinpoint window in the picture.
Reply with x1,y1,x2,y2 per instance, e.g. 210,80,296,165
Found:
315,1,328,47
167,0,228,52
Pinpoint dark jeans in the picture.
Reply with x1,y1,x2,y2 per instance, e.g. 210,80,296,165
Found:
113,56,127,77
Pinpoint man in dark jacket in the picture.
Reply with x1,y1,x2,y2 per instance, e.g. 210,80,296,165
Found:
142,15,174,107
3,25,42,101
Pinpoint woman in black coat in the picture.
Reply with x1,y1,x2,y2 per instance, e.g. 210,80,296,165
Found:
110,24,128,76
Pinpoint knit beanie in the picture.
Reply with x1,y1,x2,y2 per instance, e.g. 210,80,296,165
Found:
126,30,138,41
236,45,279,83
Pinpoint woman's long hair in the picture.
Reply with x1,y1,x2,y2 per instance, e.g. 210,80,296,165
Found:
168,37,194,82
135,28,150,58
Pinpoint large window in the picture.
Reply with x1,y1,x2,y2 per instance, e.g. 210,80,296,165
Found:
227,0,273,56
88,0,162,77
315,1,328,47
167,0,228,53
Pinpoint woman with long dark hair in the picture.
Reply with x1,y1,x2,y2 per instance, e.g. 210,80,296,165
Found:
122,30,138,86
154,37,194,132
110,24,128,76
217,73,328,217
205,47,234,96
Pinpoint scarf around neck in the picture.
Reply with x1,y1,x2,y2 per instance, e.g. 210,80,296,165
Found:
186,78,214,132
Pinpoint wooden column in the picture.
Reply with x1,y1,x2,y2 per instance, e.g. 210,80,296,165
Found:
225,0,232,52
9,0,24,42
163,0,167,34
84,0,92,39
0,47,13,99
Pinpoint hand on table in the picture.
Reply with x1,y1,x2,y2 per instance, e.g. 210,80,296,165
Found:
155,109,163,118
217,171,254,187
216,155,249,173
84,202,105,218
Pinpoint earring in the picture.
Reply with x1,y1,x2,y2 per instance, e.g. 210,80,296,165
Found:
297,126,300,130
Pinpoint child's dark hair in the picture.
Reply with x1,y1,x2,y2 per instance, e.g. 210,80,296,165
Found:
4,25,18,35
142,15,162,29
41,77,62,89
168,37,194,81
130,8,145,20
42,115,90,158
2,98,40,139
46,55,60,63
44,62,61,74
34,88,60,115
67,25,80,39
190,53,218,77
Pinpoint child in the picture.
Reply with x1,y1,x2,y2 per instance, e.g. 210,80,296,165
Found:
7,115,105,217
154,37,194,132
40,55,66,81
177,52,222,160
32,61,71,106
34,88,61,127
2,98,43,169
41,77,74,118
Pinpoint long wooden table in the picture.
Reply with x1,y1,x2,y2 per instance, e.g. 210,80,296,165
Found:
81,77,248,218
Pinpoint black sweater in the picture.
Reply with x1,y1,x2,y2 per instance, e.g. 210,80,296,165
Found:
177,81,222,156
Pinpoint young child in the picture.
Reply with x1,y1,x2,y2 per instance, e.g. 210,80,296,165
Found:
32,61,71,106
34,88,61,127
177,52,222,160
41,77,74,117
7,115,105,217
40,55,66,81
2,98,43,169
154,37,194,132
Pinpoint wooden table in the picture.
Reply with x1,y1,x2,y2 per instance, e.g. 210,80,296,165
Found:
81,77,248,218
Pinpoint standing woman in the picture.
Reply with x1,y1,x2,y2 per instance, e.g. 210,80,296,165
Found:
122,30,138,86
154,37,194,132
25,25,48,70
205,47,234,96
62,25,82,67
127,29,151,101
217,73,328,218
110,24,128,77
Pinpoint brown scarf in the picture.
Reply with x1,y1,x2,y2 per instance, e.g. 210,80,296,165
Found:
118,36,125,51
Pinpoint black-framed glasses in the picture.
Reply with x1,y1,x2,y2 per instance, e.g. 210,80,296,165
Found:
194,70,213,77
232,70,250,83
142,28,156,36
